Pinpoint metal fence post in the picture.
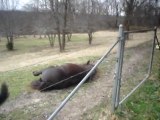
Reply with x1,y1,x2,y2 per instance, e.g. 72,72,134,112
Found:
148,27,157,75
112,24,125,112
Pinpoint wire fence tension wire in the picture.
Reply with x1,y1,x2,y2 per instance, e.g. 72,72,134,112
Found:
47,39,119,120
112,25,158,112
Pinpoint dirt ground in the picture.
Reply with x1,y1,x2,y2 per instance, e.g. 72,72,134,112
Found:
0,30,157,120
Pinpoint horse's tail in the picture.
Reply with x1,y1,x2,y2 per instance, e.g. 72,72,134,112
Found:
0,83,9,105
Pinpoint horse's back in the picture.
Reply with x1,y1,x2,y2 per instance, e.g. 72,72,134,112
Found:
60,63,85,76
41,67,64,83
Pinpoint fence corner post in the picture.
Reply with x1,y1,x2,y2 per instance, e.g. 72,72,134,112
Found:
112,24,125,112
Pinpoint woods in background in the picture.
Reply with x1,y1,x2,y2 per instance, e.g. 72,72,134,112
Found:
0,0,160,51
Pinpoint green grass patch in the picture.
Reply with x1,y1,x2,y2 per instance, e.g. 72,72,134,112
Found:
0,34,88,55
70,34,88,42
0,69,37,99
0,37,48,52
116,50,160,120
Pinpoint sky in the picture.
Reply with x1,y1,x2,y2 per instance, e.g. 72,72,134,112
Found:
18,0,30,9
15,0,160,9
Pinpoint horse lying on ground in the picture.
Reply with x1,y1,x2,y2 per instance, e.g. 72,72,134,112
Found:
0,83,9,105
31,60,96,91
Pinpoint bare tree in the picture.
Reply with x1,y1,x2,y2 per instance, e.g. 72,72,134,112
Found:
123,0,135,31
123,0,148,31
0,0,19,50
49,0,71,52
62,0,69,50
113,0,122,28
49,0,62,51
154,0,160,26
45,29,56,47
87,0,95,45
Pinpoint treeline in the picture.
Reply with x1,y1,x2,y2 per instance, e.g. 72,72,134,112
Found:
0,10,121,35
0,0,160,51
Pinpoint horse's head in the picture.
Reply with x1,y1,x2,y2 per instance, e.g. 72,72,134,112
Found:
81,60,95,71
81,60,97,80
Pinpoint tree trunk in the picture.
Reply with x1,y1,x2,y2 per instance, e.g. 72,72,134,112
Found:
49,0,69,52
6,35,14,50
115,4,119,28
57,30,63,52
54,0,63,52
47,34,55,47
67,33,72,41
62,0,68,51
124,18,130,40
88,31,93,45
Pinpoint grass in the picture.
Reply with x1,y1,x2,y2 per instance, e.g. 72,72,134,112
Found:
0,34,96,90
0,55,99,99
0,68,37,99
0,53,99,120
0,33,98,100
82,101,109,120
0,37,48,52
0,34,88,57
0,54,100,120
116,50,160,120
0,31,158,119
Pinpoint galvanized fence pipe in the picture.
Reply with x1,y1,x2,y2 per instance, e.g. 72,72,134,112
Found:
116,26,125,107
124,28,155,34
119,27,157,106
148,27,157,75
112,24,125,111
47,39,120,120
119,74,150,105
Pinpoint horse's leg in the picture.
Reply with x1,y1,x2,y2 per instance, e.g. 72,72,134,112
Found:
33,70,43,76
33,66,55,76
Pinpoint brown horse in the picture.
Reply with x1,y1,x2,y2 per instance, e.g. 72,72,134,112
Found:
0,83,9,105
31,61,96,91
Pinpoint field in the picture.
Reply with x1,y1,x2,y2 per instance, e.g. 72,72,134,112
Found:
0,30,159,120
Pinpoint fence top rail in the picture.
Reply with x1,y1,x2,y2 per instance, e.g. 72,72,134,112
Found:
124,28,156,34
